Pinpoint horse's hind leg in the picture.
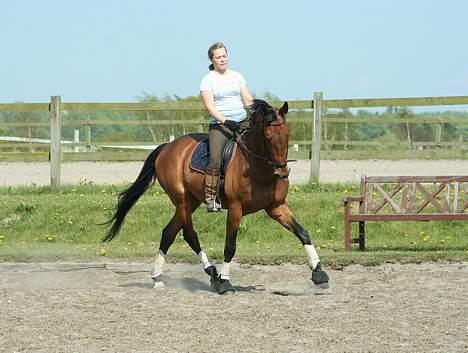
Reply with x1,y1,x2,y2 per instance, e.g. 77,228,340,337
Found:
150,212,184,287
151,195,217,287
181,196,217,277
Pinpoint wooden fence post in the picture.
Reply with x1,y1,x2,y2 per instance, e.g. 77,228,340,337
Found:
344,122,349,150
73,129,80,153
435,123,442,146
85,121,92,152
50,96,61,191
310,92,322,183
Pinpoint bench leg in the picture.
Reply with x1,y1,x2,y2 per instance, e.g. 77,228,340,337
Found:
344,201,351,251
358,221,365,251
344,220,351,251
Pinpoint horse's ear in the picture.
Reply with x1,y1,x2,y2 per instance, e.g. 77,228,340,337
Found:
279,102,288,117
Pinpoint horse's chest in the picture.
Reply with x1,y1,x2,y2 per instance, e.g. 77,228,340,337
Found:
243,180,288,204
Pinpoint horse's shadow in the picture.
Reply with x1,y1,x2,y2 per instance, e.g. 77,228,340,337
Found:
119,276,260,293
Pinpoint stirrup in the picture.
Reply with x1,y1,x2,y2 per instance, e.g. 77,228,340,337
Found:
207,199,222,212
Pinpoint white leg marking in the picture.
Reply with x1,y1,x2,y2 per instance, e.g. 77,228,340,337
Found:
150,249,166,278
153,280,165,289
198,250,212,270
220,262,231,280
304,244,320,270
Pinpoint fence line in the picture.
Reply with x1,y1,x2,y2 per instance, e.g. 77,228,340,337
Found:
1,93,468,188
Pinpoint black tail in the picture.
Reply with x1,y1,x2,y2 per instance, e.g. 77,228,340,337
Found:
102,144,167,242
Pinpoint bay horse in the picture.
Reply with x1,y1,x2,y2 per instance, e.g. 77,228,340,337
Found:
103,99,329,294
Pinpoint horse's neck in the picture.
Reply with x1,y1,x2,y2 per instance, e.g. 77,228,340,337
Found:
241,128,275,178
244,128,266,155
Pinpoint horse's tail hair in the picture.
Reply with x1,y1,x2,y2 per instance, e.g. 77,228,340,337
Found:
101,144,167,242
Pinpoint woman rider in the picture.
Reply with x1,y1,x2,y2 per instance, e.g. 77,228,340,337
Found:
200,42,253,212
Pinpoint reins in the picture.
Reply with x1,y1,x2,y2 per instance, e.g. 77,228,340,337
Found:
233,120,296,168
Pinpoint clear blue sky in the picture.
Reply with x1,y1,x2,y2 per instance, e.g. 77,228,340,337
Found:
1,0,467,103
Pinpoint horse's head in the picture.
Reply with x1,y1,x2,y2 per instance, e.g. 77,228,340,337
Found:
248,99,290,179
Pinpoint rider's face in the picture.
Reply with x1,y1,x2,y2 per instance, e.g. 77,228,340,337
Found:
211,48,228,73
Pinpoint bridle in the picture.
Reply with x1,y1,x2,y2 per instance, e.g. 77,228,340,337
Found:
234,119,295,169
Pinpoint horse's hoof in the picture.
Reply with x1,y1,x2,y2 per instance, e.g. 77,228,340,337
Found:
152,276,165,289
311,263,330,288
314,281,330,290
211,276,235,295
222,289,235,296
204,265,218,278
218,280,235,295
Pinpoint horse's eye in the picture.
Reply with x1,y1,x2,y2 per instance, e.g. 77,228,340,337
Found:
267,112,276,123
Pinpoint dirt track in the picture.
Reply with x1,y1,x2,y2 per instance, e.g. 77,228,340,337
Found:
0,262,467,353
2,159,468,186
1,162,467,352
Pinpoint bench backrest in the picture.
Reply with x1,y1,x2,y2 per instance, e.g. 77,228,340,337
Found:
360,175,468,215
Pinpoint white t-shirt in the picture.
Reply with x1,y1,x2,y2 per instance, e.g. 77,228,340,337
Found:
200,69,247,124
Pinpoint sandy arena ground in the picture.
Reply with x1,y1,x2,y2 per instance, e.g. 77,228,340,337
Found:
2,159,468,186
1,161,467,352
0,262,467,353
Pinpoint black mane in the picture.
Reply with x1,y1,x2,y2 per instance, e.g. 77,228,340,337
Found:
247,99,277,125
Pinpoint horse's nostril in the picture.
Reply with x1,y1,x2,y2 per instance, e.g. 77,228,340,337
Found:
274,167,290,179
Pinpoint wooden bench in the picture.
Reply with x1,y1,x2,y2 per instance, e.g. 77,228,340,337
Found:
343,175,468,251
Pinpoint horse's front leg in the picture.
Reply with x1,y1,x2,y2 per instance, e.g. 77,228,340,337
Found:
211,205,242,294
266,203,329,288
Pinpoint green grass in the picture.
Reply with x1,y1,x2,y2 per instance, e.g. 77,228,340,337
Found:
0,183,467,266
287,148,468,161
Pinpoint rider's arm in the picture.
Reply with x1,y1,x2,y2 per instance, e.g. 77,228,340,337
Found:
200,90,226,123
240,84,253,108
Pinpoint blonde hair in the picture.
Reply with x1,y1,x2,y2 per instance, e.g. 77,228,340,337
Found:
207,42,227,70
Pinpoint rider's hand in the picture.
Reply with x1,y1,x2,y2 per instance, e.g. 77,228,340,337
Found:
224,120,241,132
